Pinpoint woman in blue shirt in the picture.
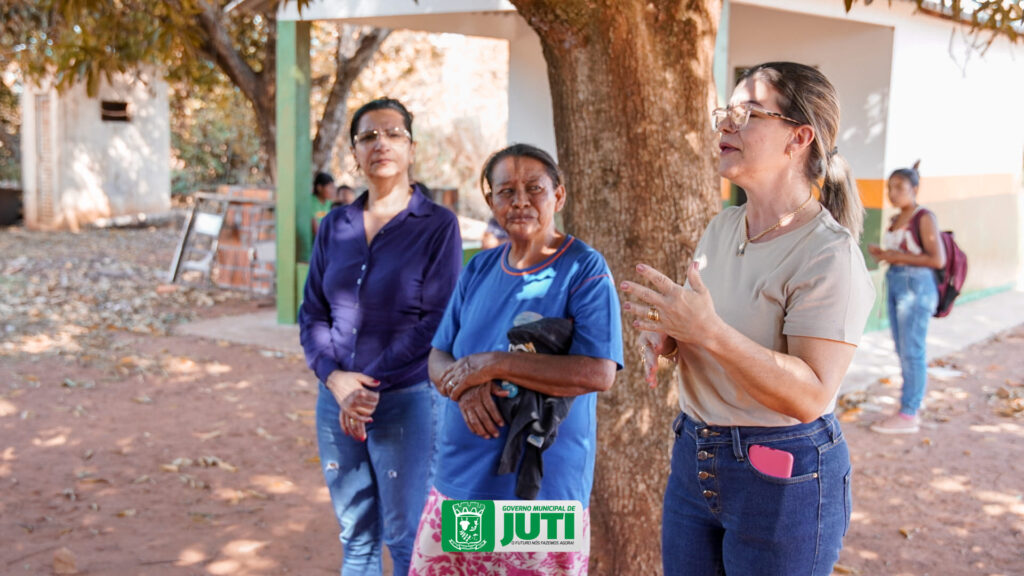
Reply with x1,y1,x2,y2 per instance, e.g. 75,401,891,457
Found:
409,144,623,575
299,98,462,576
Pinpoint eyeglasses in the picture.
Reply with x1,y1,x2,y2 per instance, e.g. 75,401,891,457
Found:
711,104,801,132
353,126,412,146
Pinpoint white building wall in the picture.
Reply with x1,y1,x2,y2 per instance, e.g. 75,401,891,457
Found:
728,3,894,181
507,18,556,157
738,0,1023,185
20,71,170,229
885,8,1024,180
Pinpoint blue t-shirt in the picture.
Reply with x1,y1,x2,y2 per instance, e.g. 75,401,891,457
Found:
431,235,623,503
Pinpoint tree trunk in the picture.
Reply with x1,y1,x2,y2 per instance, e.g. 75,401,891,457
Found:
510,1,722,573
312,25,391,174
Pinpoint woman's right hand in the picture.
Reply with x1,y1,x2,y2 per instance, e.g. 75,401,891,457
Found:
458,382,505,439
325,370,380,441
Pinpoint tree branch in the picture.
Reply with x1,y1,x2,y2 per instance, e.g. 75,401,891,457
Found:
195,0,264,110
311,26,391,172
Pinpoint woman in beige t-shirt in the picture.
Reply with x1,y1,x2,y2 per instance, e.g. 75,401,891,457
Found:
621,62,875,575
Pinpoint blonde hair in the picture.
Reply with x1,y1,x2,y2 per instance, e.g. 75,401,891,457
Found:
740,62,864,242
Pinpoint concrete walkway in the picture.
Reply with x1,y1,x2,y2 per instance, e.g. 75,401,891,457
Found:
176,289,1024,391
840,288,1024,394
176,309,302,355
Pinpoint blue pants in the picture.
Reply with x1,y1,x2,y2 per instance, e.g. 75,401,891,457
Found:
886,265,938,415
316,380,439,576
662,412,851,576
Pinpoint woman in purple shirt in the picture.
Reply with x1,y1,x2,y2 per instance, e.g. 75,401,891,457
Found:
299,98,462,576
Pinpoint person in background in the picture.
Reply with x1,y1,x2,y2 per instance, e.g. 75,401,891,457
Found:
480,216,509,249
312,172,338,237
409,144,622,575
299,97,462,576
868,161,944,434
623,62,874,575
335,184,357,208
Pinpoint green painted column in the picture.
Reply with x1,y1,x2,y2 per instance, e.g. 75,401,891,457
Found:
714,0,731,107
276,20,312,324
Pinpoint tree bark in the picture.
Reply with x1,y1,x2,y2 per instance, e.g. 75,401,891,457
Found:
312,25,391,174
510,1,722,573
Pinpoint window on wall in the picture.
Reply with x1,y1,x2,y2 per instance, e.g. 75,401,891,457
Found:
100,101,130,122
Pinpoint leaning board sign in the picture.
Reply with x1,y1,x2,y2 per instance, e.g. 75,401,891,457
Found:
441,500,584,553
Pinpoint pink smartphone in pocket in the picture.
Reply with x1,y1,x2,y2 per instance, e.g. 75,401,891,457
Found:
748,444,794,478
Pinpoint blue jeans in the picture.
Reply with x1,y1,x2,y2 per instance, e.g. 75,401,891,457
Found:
662,412,852,576
886,265,938,415
316,380,439,576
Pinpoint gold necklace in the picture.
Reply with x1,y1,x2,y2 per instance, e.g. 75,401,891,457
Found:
737,193,815,256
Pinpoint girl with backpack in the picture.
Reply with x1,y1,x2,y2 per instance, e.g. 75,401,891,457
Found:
868,162,946,434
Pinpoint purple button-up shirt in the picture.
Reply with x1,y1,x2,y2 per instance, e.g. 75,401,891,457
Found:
299,185,462,391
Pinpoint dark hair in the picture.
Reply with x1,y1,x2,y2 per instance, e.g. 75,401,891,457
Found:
313,172,334,194
889,160,921,188
479,143,563,196
739,62,864,242
349,98,414,145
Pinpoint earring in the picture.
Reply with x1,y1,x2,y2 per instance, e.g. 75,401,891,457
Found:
786,149,793,159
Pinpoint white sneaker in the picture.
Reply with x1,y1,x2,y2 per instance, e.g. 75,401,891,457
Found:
871,413,920,434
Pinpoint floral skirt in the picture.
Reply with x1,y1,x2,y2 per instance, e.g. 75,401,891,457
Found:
409,487,591,575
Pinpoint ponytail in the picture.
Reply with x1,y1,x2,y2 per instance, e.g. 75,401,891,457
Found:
821,151,863,243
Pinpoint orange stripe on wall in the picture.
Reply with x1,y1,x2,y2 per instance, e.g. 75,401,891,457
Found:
724,174,1016,209
854,174,1015,209
856,179,885,210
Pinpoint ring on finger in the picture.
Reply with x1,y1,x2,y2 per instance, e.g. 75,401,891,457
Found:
647,306,661,322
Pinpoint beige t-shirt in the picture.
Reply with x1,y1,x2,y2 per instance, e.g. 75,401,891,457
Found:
675,205,875,427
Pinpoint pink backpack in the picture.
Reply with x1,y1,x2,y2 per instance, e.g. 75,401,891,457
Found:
910,208,968,318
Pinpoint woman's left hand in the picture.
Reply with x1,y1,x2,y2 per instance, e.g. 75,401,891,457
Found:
440,352,497,401
621,261,723,346
459,382,506,439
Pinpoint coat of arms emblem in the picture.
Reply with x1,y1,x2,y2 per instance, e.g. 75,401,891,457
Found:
449,502,488,551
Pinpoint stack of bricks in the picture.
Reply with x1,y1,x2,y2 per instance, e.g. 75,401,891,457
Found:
211,185,276,293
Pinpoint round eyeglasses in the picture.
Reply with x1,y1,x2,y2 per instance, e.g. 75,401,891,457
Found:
711,104,801,132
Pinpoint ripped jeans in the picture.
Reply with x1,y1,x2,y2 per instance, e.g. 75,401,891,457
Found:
316,380,439,576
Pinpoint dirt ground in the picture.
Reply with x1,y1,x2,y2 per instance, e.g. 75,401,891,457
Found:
1,225,1022,576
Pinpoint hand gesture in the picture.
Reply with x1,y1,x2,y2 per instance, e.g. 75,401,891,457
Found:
636,330,677,388
621,261,722,348
325,370,380,441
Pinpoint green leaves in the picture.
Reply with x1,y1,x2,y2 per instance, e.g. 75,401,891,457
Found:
843,1,1022,47
3,0,208,96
